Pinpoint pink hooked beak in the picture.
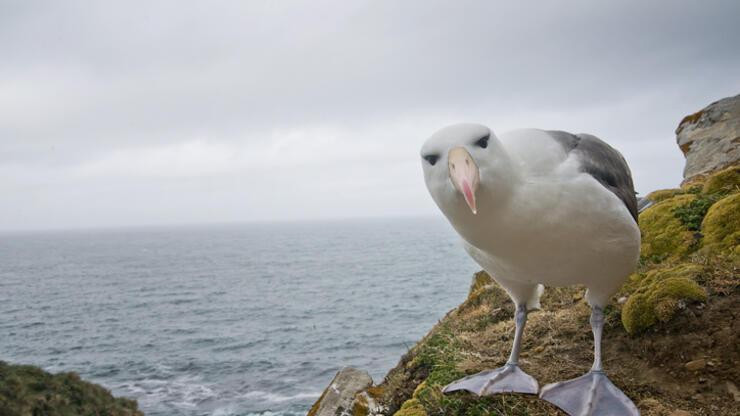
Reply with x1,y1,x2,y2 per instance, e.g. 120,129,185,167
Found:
448,147,480,214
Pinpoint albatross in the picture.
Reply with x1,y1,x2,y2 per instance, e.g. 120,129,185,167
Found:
420,124,640,416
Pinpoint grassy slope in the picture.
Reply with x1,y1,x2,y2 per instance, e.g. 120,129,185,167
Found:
368,165,739,416
0,361,142,416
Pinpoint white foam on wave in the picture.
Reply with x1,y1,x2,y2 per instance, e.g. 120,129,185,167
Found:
243,390,321,403
213,408,304,416
118,374,217,409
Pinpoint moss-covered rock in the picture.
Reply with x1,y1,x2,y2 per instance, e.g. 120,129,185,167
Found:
702,165,740,195
701,193,740,262
621,264,708,334
645,188,685,203
468,270,493,295
392,383,430,416
393,397,427,416
639,194,699,262
0,361,142,416
308,367,374,416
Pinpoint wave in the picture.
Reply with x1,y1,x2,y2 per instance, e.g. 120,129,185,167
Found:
212,407,305,416
119,375,217,409
242,390,321,403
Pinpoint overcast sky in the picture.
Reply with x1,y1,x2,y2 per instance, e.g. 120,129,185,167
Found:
1,1,739,231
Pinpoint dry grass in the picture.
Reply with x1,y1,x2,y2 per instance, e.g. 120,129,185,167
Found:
374,272,739,416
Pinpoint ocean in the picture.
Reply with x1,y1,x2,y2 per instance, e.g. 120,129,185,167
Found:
0,217,478,416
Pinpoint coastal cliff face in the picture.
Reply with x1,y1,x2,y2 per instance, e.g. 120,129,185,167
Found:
311,94,740,416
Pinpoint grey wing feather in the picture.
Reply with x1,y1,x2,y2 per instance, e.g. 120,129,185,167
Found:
546,130,639,223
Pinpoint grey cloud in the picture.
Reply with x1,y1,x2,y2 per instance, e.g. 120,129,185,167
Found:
1,1,739,230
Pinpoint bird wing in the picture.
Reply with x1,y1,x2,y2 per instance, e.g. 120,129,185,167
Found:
545,130,639,223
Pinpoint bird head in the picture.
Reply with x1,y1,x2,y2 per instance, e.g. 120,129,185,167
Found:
420,123,516,220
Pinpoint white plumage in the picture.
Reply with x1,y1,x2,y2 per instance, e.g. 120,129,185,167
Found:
420,123,640,416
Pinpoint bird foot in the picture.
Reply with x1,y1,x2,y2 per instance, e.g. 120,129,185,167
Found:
539,371,639,416
442,364,539,396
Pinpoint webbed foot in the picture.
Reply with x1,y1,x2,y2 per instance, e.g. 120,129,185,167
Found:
442,364,539,396
539,370,639,416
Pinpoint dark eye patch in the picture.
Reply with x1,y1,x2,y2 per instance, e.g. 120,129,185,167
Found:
423,154,439,166
475,134,489,148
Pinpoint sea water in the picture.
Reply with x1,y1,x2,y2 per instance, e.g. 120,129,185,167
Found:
0,218,478,415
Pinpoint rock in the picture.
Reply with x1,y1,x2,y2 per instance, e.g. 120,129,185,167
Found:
727,380,740,402
676,93,740,183
685,359,706,371
668,410,691,416
307,367,373,416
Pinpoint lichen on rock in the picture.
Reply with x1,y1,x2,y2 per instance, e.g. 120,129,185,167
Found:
621,264,707,334
675,94,740,182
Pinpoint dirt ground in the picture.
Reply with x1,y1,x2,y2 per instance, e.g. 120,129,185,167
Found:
376,270,739,416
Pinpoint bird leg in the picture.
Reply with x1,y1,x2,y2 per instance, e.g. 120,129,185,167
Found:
539,306,639,416
442,303,538,396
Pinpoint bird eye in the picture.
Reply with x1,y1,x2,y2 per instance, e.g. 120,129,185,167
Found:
474,135,489,149
423,154,439,166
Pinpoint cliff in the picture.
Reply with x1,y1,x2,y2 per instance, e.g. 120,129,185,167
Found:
310,94,740,416
0,361,142,416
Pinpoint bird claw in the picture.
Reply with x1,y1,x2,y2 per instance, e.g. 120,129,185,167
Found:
442,364,539,396
539,371,639,416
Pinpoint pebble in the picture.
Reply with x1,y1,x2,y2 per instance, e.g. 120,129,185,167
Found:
685,359,706,371
617,296,628,304
534,345,545,353
727,381,740,402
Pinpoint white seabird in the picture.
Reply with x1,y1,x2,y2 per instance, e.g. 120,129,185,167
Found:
420,124,640,416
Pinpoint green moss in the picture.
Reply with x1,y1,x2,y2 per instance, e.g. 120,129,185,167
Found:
0,361,142,416
639,194,700,262
393,383,431,416
702,165,740,195
700,193,740,262
410,327,465,387
672,194,720,231
646,188,685,203
621,264,707,334
393,397,427,416
468,270,493,295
